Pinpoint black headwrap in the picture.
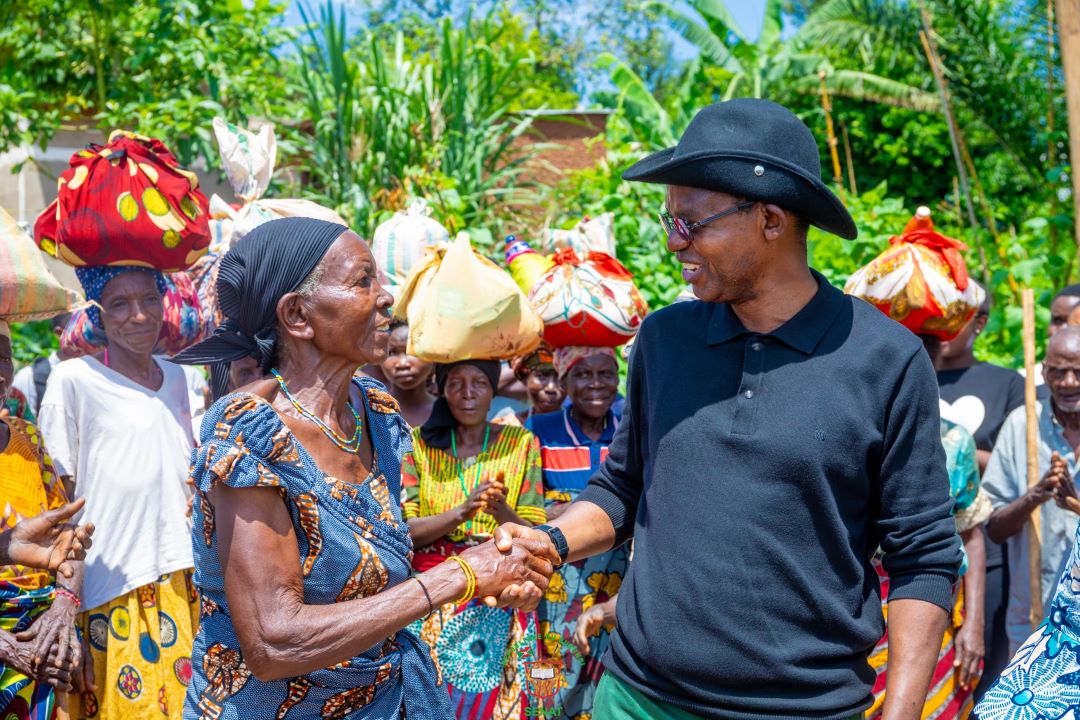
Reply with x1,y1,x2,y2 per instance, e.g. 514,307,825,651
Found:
420,360,502,450
173,217,348,397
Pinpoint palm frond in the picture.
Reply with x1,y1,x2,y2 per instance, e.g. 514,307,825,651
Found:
790,70,941,112
648,1,742,73
687,0,747,42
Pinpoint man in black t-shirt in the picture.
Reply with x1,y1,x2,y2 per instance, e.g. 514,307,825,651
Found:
937,283,1024,702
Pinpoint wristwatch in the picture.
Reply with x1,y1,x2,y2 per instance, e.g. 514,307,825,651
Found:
535,524,569,566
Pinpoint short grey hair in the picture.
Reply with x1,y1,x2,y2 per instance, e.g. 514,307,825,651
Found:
295,260,326,298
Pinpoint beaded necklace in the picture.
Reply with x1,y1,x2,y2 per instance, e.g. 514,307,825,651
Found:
271,368,363,453
451,425,491,534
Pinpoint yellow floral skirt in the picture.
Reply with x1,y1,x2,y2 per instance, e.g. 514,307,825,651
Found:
68,570,198,720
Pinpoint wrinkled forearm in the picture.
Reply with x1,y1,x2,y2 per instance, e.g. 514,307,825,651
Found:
0,630,32,676
240,561,465,681
57,560,84,599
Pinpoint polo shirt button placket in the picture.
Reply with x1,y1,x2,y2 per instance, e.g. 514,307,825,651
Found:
731,338,766,434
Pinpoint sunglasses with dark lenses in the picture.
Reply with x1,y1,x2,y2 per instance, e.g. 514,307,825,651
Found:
658,201,756,242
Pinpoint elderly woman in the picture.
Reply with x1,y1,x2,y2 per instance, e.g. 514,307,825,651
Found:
527,346,629,719
172,218,553,719
0,322,95,716
401,358,547,718
37,267,198,720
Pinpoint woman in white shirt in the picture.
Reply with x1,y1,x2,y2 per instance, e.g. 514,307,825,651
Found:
39,266,196,720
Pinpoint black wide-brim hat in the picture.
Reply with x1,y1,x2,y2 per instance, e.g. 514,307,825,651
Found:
622,98,858,240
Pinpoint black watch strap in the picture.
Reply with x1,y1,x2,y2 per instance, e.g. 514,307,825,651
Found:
535,524,569,565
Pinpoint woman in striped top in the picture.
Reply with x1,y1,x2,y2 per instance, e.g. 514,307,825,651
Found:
402,359,546,719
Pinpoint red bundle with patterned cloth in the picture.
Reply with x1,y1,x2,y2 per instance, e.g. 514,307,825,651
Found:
844,207,983,341
34,130,211,272
527,248,648,348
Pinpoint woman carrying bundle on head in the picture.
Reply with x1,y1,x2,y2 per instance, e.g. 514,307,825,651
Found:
505,344,565,427
401,359,547,719
36,264,199,720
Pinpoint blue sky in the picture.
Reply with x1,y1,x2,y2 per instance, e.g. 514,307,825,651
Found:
281,0,774,99
284,0,770,41
727,0,767,40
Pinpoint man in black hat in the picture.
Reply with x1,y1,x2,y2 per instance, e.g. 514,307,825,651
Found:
494,98,962,719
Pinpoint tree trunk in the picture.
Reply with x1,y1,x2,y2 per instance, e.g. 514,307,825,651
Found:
1057,0,1080,272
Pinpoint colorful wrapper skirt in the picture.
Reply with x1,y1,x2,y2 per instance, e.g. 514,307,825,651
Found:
0,583,57,720
69,570,198,720
411,545,541,720
867,562,972,719
536,538,628,719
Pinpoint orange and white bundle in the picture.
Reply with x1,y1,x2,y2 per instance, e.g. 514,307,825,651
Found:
844,207,982,341
528,248,648,348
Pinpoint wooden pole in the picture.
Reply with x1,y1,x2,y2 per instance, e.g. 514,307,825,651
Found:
1056,0,1080,274
819,71,843,186
840,120,858,195
1022,288,1043,626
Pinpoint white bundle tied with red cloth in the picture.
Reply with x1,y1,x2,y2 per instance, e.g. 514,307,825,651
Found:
528,248,649,348
844,207,983,341
190,118,347,332
371,199,450,300
206,118,346,247
541,213,616,258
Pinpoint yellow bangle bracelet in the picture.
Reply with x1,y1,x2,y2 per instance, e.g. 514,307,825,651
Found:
446,555,477,605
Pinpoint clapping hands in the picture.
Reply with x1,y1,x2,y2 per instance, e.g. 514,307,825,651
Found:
459,472,515,525
1040,452,1080,514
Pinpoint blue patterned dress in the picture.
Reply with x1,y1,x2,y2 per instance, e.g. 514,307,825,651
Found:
975,517,1080,719
183,376,452,720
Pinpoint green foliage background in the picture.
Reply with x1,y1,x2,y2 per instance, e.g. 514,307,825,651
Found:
1,0,1075,369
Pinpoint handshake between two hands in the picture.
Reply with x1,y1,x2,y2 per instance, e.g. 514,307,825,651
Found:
458,523,561,611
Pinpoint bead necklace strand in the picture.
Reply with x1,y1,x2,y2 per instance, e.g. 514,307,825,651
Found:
452,424,491,534
271,368,363,453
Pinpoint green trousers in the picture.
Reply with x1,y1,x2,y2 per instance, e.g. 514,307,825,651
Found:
592,674,865,720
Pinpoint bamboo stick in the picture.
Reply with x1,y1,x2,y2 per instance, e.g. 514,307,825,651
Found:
918,7,995,297
1049,0,1057,164
920,27,980,231
953,176,963,229
1022,288,1043,627
1056,0,1080,275
818,71,843,187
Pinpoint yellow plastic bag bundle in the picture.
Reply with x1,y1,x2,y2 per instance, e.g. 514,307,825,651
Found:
394,232,543,362
0,207,81,322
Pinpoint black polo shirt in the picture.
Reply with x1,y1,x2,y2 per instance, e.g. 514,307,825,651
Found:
579,271,962,720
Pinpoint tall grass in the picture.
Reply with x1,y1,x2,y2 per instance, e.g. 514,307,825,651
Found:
293,1,546,248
